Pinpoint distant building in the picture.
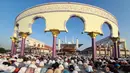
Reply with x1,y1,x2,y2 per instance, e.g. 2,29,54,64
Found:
81,37,130,57
57,44,83,55
17,37,52,55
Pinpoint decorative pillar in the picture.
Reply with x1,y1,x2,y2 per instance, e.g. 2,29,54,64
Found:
105,47,107,57
50,29,60,58
110,48,111,57
117,41,120,58
34,48,37,54
124,42,127,58
108,46,110,56
99,45,101,56
111,38,118,59
10,37,16,56
110,46,113,57
111,45,114,57
58,38,61,51
76,38,79,49
39,49,41,55
88,32,99,61
99,48,101,56
13,43,17,55
20,33,28,57
36,48,38,54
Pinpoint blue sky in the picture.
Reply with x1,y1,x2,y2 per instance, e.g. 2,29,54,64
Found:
0,0,130,50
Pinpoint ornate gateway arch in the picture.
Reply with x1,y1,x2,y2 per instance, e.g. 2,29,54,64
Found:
11,2,119,61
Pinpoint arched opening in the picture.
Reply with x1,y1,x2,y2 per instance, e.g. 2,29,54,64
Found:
96,22,112,57
98,22,112,39
58,15,90,55
27,17,52,55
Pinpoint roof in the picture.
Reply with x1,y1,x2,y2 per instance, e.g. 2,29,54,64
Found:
57,44,83,47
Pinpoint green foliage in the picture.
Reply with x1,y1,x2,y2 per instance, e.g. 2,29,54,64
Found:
0,47,8,53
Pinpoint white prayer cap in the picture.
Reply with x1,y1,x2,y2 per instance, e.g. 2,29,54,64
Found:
61,59,64,62
60,61,64,64
65,58,68,61
59,64,64,70
29,64,37,69
74,59,77,62
35,67,42,73
78,61,83,65
56,59,60,63
71,60,74,64
18,67,27,73
74,65,80,71
6,66,16,72
83,63,88,68
72,70,78,73
63,62,68,68
113,60,116,62
43,59,47,64
74,63,77,67
52,60,56,64
24,61,27,65
17,58,23,63
25,55,30,57
36,59,40,64
48,60,52,65
27,60,31,65
39,61,44,67
103,60,106,62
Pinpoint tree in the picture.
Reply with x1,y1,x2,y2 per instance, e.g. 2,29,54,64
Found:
0,47,7,53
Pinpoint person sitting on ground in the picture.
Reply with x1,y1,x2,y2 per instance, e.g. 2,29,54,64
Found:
46,63,56,73
73,65,80,73
40,61,47,73
68,65,75,72
54,62,63,73
18,66,27,73
104,67,113,73
25,59,37,73
35,61,44,73
85,63,93,73
63,62,70,73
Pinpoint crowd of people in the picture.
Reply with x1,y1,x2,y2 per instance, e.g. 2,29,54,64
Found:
0,53,130,73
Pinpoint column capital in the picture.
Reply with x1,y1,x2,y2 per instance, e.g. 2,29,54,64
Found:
10,37,17,42
88,32,99,38
111,37,119,42
117,41,120,45
50,29,60,37
19,32,29,39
